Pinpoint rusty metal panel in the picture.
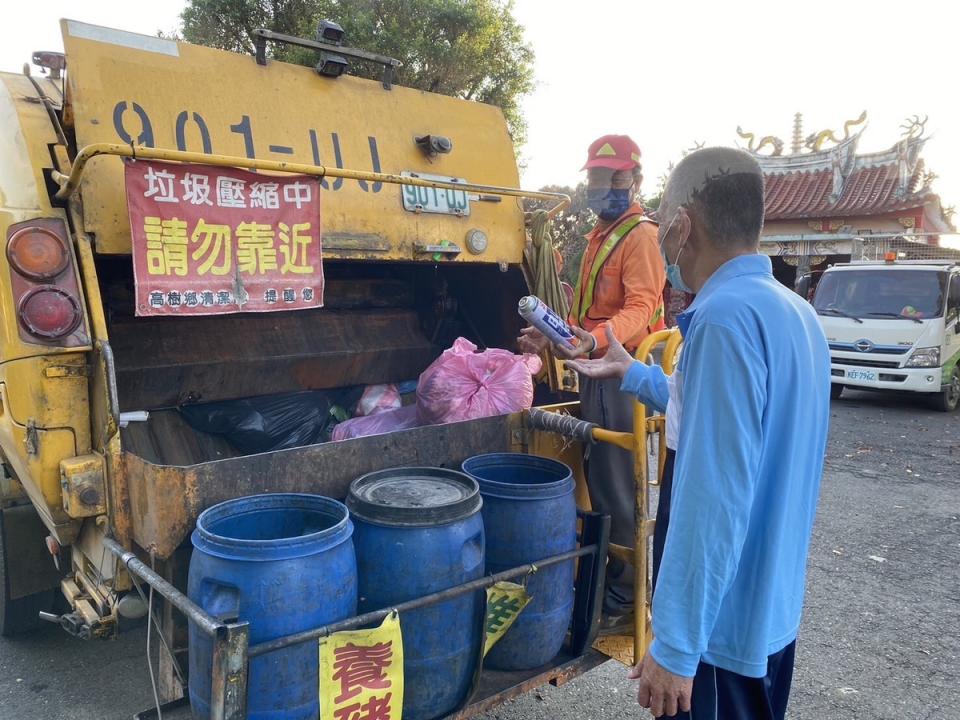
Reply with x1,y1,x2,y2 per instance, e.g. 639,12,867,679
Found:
60,20,524,264
109,307,437,410
121,413,517,559
119,410,238,467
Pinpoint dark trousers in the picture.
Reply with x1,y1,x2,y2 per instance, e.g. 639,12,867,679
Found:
651,448,676,597
653,449,796,720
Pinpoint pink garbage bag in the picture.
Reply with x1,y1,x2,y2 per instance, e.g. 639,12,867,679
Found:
355,384,402,417
416,338,542,425
332,404,421,441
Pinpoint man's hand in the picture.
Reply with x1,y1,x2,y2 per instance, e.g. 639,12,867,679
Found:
551,326,596,360
628,652,693,717
517,326,550,355
564,326,633,379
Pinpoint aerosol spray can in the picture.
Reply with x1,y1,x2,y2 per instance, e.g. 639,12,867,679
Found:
518,295,576,347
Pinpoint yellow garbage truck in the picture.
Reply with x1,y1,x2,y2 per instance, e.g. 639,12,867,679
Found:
0,19,671,718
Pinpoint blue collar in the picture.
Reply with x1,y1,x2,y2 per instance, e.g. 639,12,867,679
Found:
676,254,772,336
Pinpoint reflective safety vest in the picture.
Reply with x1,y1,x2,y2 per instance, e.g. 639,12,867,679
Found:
571,214,664,329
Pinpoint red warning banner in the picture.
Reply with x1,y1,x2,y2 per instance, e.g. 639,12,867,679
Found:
125,159,323,316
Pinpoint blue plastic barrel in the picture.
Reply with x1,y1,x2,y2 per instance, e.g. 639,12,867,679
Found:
462,453,577,670
348,468,484,720
188,493,356,720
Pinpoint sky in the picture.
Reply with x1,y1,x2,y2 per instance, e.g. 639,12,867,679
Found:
5,1,960,246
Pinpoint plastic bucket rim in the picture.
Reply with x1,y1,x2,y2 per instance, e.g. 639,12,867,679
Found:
462,453,574,498
348,466,482,527
194,493,352,551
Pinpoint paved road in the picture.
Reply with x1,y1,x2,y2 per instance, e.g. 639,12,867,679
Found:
2,389,958,719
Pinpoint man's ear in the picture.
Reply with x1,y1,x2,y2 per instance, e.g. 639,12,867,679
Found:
679,207,704,252
675,207,693,245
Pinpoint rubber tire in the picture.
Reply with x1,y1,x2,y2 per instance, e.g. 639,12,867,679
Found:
830,384,844,400
0,508,55,636
934,367,960,413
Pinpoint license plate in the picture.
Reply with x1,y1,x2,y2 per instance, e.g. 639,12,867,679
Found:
846,369,877,382
401,172,471,216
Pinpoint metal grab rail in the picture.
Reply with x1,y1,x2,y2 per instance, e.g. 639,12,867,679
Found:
103,537,250,720
51,143,571,218
248,543,598,658
104,537,220,637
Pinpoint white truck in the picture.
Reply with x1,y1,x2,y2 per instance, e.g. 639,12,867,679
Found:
809,258,960,411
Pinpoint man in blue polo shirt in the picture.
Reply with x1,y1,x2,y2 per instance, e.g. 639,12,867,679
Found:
567,146,830,719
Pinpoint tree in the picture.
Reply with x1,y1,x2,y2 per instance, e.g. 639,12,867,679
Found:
180,0,534,146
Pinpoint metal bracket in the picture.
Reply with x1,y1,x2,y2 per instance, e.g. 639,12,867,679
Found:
415,242,462,259
211,622,250,720
510,427,530,450
44,364,89,378
252,28,402,90
39,609,100,640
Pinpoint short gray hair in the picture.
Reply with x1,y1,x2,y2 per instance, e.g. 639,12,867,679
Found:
660,147,765,248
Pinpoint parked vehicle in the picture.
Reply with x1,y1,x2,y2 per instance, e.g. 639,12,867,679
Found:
811,257,960,411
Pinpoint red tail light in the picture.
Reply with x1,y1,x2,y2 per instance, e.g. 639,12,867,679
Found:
18,287,82,338
5,218,88,347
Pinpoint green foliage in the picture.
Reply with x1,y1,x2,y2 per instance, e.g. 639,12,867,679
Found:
181,0,534,146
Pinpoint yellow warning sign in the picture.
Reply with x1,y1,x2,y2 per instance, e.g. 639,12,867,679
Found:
595,142,617,157
319,611,403,720
484,581,532,656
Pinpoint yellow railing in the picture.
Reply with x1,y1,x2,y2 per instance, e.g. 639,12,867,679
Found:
592,327,682,664
51,143,570,218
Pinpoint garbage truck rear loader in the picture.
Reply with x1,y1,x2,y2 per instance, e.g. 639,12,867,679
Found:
0,20,653,717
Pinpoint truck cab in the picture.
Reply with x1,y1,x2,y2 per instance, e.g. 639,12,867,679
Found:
812,258,960,411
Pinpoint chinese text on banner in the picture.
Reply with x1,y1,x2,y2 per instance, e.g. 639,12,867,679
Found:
124,159,323,316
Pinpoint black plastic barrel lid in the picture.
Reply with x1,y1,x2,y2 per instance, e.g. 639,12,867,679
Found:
347,467,482,527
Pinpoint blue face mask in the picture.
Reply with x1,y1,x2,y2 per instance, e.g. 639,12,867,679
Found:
659,212,693,293
586,188,632,221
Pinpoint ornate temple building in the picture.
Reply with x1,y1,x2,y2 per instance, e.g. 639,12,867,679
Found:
737,112,957,288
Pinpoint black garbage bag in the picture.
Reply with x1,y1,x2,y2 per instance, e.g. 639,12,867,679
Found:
179,388,363,454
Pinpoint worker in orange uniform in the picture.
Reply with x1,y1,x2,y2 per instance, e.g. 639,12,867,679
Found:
519,134,666,630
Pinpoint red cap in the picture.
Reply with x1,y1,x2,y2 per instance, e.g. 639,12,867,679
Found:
582,135,642,171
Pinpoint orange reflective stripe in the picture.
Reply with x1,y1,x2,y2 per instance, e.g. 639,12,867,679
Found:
572,215,652,324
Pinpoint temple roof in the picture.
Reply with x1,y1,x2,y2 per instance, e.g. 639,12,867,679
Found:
763,152,933,220
737,114,952,229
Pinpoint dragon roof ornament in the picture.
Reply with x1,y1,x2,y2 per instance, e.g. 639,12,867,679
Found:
738,111,868,158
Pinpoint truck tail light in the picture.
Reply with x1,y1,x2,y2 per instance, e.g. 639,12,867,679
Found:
7,226,70,280
18,287,82,338
5,219,88,347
